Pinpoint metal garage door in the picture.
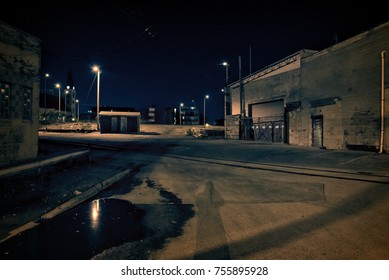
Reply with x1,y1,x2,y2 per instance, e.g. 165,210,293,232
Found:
312,116,323,147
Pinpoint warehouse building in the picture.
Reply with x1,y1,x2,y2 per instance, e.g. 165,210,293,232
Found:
226,21,389,152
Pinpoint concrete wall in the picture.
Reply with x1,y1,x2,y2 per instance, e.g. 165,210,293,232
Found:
0,21,41,165
230,52,304,118
225,114,240,139
300,22,389,150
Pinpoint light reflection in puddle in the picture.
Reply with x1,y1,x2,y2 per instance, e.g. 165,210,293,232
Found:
0,198,146,260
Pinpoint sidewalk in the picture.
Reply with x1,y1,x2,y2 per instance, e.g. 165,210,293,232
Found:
0,141,138,242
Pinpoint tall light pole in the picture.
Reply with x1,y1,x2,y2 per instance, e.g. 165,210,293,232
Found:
222,61,229,132
222,61,229,85
44,73,49,113
76,99,79,122
65,86,69,122
203,94,209,127
55,83,61,120
93,66,101,131
179,103,184,125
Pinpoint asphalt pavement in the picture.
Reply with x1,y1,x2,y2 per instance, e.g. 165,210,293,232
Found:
1,129,389,257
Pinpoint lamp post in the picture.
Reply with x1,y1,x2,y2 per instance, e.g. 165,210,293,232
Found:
44,73,49,113
222,61,229,131
55,83,61,120
203,94,209,127
65,86,69,122
93,66,101,131
179,103,184,125
222,61,229,85
76,99,79,122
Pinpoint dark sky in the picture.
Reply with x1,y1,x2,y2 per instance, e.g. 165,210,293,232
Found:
2,1,388,122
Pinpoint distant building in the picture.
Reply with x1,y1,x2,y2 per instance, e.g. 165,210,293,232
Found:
226,21,389,152
0,21,41,165
148,106,155,123
64,85,77,121
180,105,200,125
145,105,175,124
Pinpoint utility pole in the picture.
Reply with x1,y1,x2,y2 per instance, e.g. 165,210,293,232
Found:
249,45,252,75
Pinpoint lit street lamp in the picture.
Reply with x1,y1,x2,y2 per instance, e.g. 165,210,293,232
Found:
179,103,184,125
55,83,61,120
222,61,229,85
76,99,79,122
222,61,229,127
203,94,209,127
44,73,49,113
93,66,101,131
65,86,69,122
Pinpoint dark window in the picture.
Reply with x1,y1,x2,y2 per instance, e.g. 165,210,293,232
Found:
22,87,32,120
0,82,11,119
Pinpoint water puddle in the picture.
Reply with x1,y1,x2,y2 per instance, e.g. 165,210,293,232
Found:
0,198,145,260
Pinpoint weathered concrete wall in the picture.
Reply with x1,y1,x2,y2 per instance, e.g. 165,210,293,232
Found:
225,114,240,139
0,21,41,165
230,52,304,118
301,22,389,150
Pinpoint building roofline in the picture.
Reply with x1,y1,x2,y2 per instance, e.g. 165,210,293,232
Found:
230,49,316,88
99,111,141,116
0,20,41,42
309,21,389,58
229,20,389,88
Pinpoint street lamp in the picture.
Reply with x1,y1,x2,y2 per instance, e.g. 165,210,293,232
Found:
44,73,49,113
179,103,184,125
65,86,70,121
92,66,101,131
203,95,209,127
55,83,61,120
222,61,229,85
222,61,229,129
76,99,79,122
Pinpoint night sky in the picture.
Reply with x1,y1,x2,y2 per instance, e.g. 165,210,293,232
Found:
2,1,388,123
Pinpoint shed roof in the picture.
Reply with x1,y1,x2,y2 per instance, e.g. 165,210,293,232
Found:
99,111,141,117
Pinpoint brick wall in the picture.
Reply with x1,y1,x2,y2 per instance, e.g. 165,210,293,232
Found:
0,21,41,165
301,23,389,150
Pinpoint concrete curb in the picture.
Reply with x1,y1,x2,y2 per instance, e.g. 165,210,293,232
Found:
164,154,389,183
0,168,130,244
0,149,90,178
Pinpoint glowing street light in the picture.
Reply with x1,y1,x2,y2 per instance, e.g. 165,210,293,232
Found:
65,86,70,121
222,61,229,85
203,94,209,127
179,102,184,125
55,83,61,119
76,99,79,122
92,66,101,131
222,61,229,128
44,73,50,113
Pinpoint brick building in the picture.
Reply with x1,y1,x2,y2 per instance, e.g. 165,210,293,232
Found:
227,21,389,152
0,21,41,165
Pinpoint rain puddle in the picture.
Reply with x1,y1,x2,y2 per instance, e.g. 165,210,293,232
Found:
0,198,145,260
